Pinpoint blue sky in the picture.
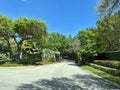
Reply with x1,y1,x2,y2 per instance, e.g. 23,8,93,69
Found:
0,0,98,37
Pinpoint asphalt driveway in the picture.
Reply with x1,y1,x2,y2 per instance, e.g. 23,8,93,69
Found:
0,59,120,90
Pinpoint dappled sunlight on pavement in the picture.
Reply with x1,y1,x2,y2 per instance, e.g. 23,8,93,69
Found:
17,74,120,90
0,59,120,90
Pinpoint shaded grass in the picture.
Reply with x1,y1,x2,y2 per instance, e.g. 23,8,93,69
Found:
35,61,57,65
0,61,58,67
81,65,120,85
0,63,24,67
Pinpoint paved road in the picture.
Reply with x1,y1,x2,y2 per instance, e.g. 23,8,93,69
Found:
0,59,120,90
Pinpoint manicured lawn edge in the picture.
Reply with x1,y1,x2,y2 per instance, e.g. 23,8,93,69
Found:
89,63,120,77
93,60,120,69
0,61,58,67
35,61,58,65
0,64,25,67
80,65,120,85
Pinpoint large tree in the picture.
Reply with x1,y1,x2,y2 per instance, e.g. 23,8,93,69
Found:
13,17,47,60
97,0,120,17
0,15,13,59
97,10,120,51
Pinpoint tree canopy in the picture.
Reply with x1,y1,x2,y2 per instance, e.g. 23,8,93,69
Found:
97,0,120,17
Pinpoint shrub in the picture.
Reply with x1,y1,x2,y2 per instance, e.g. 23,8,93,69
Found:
93,60,120,69
42,49,56,61
20,54,41,65
0,53,10,61
96,51,120,60
0,60,6,64
41,49,62,62
89,63,120,77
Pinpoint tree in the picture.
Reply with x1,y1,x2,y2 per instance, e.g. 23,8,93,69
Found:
77,28,101,63
97,10,120,51
97,0,120,17
13,17,47,60
0,15,13,59
45,32,68,56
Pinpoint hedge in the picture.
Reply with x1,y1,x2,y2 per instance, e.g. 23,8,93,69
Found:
93,60,120,69
89,63,120,77
0,60,6,64
96,51,120,60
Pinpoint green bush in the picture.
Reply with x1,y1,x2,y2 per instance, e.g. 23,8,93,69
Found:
96,51,120,60
20,54,41,65
93,60,120,69
41,49,62,62
0,53,10,61
89,63,120,77
0,60,6,64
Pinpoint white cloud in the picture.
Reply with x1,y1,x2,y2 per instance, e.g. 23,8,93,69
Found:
21,0,28,2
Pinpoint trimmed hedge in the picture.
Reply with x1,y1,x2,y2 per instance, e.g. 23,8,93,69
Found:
89,63,120,77
0,60,6,64
96,51,120,60
93,60,120,69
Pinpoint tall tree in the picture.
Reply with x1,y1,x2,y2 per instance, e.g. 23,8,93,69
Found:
97,10,120,51
97,0,120,17
13,17,47,60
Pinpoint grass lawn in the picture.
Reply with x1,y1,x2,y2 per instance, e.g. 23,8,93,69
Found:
81,65,120,85
35,61,58,65
0,61,58,67
0,63,24,67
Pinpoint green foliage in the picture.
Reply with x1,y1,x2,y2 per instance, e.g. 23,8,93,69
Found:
96,0,120,17
97,11,120,51
81,65,120,85
41,49,61,62
20,54,42,65
0,60,6,64
45,33,70,56
105,52,120,60
89,63,120,77
0,15,13,60
93,60,120,69
77,27,102,63
96,51,120,61
0,53,10,61
13,17,47,60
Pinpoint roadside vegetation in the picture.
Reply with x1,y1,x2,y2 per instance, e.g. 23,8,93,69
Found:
81,65,120,85
0,15,72,66
0,0,120,86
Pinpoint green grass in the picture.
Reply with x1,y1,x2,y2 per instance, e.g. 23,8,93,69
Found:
81,65,120,85
0,61,58,67
0,63,24,67
35,61,57,65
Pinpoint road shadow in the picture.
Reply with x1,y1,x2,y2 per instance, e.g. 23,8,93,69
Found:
17,74,120,90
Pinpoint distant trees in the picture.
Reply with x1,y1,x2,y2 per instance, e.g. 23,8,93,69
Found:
45,32,70,56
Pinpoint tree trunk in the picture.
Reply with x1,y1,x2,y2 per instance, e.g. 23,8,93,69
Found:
4,37,13,60
17,43,23,61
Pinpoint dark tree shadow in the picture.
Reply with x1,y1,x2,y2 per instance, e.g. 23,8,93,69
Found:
68,63,77,66
17,74,120,90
